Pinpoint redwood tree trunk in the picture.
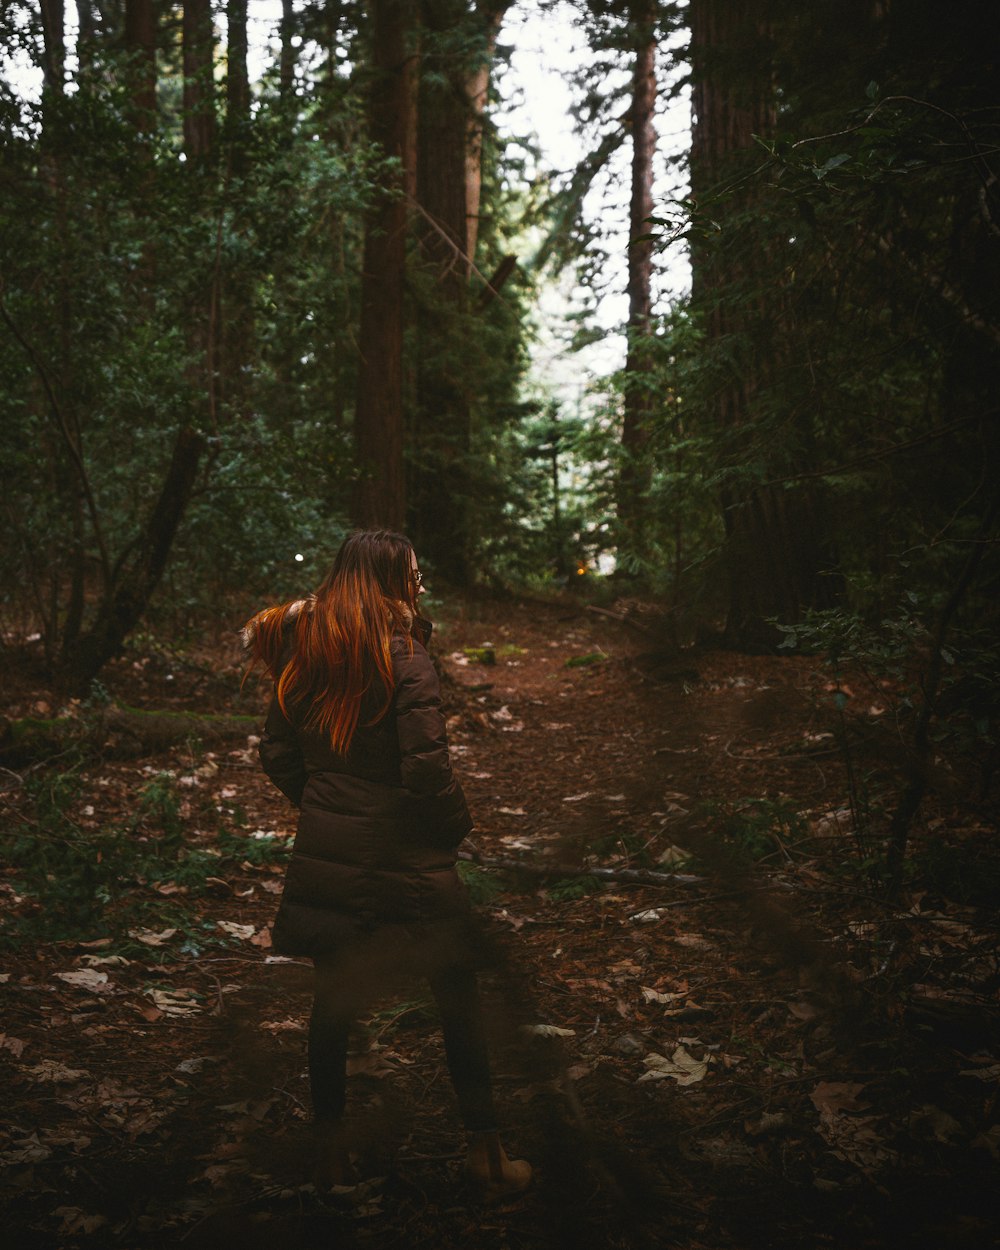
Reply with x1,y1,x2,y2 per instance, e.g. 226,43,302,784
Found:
619,0,657,560
352,0,417,530
183,0,216,159
409,0,508,584
124,0,157,132
689,0,839,644
226,0,250,136
280,0,296,101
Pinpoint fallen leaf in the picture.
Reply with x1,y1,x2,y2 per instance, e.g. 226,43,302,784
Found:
199,1163,238,1187
145,988,202,1017
641,987,685,1005
521,1024,577,1038
639,1046,709,1086
129,927,177,946
25,1060,92,1083
0,1034,27,1058
55,969,110,992
0,1135,53,1165
910,1104,963,1143
960,1064,1000,1082
810,1081,870,1115
217,921,256,941
346,1052,403,1078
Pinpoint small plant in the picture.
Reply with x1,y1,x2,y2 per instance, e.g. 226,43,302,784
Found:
547,875,603,901
456,860,506,905
1,769,289,949
565,652,606,668
589,827,655,868
703,797,807,862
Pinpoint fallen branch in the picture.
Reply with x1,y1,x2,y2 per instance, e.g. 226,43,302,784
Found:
0,705,258,764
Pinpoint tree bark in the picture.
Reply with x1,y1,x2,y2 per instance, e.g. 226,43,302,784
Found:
183,0,216,160
61,428,206,691
618,0,657,561
280,0,296,101
409,0,509,584
226,0,250,136
124,0,157,131
352,0,418,530
689,0,840,645
38,0,65,94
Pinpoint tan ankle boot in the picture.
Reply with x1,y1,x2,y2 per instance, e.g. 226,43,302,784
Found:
464,1130,532,1200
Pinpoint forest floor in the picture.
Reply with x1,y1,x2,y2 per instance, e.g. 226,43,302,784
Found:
2,597,999,1250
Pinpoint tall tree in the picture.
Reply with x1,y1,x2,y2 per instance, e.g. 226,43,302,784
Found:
409,0,509,584
226,0,250,138
352,0,418,529
689,0,839,644
183,0,216,159
124,0,157,132
58,0,212,688
617,0,657,559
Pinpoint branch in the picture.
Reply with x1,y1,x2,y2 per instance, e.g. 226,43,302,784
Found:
407,194,513,310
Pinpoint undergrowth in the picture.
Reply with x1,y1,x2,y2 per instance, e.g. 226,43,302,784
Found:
1,767,289,950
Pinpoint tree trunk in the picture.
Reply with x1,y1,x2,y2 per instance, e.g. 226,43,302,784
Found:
280,0,296,101
409,0,508,584
352,0,418,530
38,0,65,93
689,0,839,646
124,0,157,131
226,0,250,137
75,0,96,75
618,0,657,562
183,0,216,160
61,428,207,691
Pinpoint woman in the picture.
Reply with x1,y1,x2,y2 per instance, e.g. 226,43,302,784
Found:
242,530,530,1198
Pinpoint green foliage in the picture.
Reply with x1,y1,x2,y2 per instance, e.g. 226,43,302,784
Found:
2,768,288,948
547,875,603,901
0,35,380,658
564,652,607,668
702,797,808,863
455,860,507,906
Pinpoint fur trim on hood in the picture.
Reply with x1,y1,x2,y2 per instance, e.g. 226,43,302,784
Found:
240,597,310,653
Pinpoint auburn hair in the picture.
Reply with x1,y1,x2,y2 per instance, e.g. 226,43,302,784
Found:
243,530,419,754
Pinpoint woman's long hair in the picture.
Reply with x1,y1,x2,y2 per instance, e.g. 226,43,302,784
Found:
244,530,419,753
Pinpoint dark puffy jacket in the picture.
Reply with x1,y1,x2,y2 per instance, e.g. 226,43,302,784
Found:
257,620,473,957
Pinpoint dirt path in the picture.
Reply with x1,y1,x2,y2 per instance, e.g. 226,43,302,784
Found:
2,601,997,1249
